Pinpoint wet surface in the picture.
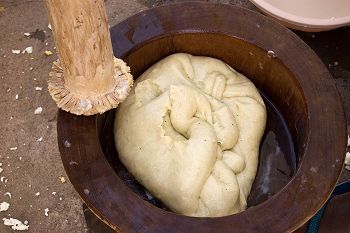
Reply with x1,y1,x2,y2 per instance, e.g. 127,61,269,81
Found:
248,93,296,207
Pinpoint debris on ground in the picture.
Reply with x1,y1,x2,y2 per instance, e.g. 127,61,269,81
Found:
4,192,12,199
34,107,43,115
59,176,66,183
22,47,33,54
35,192,40,196
0,202,10,212
37,137,43,142
44,208,49,217
35,86,43,91
44,50,53,56
11,50,21,54
2,218,29,231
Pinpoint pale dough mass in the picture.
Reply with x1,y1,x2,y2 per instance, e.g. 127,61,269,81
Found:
114,53,267,217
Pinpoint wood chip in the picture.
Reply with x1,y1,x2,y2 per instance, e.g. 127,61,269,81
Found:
4,192,12,199
59,176,66,183
12,50,21,54
34,107,43,115
44,50,53,56
0,202,10,212
44,208,49,217
22,47,33,54
2,218,29,231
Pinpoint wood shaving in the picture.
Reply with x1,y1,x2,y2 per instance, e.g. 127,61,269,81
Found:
3,218,29,231
9,147,18,150
44,208,49,217
59,176,66,183
4,192,12,199
34,107,43,115
44,50,53,56
0,202,10,212
22,47,33,54
12,50,21,54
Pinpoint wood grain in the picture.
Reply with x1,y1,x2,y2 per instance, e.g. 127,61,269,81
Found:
44,0,133,115
45,0,115,95
57,2,347,233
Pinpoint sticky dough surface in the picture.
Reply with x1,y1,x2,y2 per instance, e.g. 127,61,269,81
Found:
114,53,267,217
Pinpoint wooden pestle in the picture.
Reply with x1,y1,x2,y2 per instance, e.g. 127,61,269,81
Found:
44,0,133,115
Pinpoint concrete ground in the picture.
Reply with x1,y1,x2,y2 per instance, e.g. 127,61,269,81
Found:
0,0,348,233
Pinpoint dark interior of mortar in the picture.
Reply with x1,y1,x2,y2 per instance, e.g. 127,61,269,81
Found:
98,33,302,214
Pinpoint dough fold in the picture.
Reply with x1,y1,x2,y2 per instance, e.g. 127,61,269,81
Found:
114,53,266,217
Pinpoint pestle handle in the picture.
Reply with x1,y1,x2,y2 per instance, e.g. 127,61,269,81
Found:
44,0,133,115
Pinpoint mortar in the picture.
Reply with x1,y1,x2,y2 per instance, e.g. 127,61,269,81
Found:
57,2,347,233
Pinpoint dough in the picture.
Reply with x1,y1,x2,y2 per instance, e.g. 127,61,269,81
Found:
114,53,266,217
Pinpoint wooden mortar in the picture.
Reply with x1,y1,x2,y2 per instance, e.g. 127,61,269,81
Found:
44,0,133,115
57,3,347,232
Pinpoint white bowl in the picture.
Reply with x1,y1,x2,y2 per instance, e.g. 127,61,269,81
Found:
250,0,350,31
